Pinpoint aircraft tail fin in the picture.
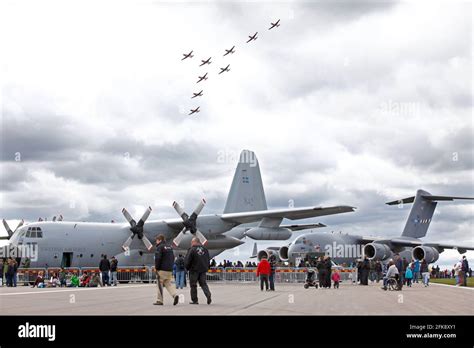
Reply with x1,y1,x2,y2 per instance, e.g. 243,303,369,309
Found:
250,242,258,258
386,189,474,238
223,150,267,214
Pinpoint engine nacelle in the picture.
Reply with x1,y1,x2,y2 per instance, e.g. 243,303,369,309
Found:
245,227,292,240
363,243,393,261
257,249,280,262
412,246,439,264
279,246,289,261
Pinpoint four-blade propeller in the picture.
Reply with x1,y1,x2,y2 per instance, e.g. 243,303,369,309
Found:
121,207,154,251
1,219,24,240
172,199,208,248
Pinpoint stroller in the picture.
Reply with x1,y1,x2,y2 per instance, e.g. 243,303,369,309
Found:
304,268,318,289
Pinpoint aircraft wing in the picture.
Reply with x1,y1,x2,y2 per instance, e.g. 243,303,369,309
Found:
155,206,353,232
388,238,474,254
219,206,355,224
281,223,326,231
358,236,474,254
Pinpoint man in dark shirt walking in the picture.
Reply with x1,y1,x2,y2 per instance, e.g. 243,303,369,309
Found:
99,255,111,286
185,237,212,305
154,235,179,306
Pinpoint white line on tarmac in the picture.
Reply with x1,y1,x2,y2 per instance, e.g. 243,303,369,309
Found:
430,283,474,291
0,284,154,296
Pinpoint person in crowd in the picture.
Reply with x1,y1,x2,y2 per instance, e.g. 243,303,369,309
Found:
174,254,186,289
210,259,216,268
359,256,370,286
256,255,271,292
59,268,67,287
381,260,399,291
453,260,462,286
31,271,45,288
99,255,111,286
6,258,15,287
110,256,118,286
412,259,420,283
315,257,325,288
154,234,179,306
405,263,413,287
172,262,177,282
324,256,332,288
461,256,469,286
2,258,8,286
375,261,383,283
22,257,31,268
12,258,18,287
185,237,212,305
420,259,430,287
88,272,102,287
332,270,341,289
80,271,91,287
369,260,376,283
47,272,61,287
69,273,79,287
356,259,362,283
268,255,277,291
394,254,403,290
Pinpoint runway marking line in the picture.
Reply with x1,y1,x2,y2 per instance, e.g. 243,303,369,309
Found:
0,284,154,296
429,283,474,291
239,294,280,310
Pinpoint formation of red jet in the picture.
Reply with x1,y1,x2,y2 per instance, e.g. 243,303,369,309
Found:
181,19,280,116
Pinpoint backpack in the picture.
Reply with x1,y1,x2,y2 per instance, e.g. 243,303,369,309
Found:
176,257,185,270
461,260,468,272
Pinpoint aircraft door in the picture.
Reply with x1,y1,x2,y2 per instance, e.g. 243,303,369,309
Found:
61,252,73,268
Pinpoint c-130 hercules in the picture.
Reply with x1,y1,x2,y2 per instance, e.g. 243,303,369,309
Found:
1,150,354,267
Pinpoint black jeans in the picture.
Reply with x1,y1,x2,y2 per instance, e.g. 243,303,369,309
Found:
260,275,269,290
189,271,211,303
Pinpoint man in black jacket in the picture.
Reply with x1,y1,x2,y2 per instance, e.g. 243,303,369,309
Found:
185,237,212,305
154,235,179,306
99,255,111,286
324,256,332,288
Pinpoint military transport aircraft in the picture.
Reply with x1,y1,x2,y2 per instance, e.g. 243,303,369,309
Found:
191,90,203,99
268,19,280,30
181,50,194,60
223,46,235,56
219,64,230,74
188,106,200,115
197,73,208,83
256,190,474,265
199,57,212,66
1,150,355,267
246,32,258,43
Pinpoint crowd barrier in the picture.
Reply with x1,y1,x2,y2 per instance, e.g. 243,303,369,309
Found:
9,266,357,286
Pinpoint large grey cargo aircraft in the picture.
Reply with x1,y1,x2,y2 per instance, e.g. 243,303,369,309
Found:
1,150,354,267
257,190,474,265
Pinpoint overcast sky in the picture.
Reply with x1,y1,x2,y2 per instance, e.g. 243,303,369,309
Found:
1,0,472,269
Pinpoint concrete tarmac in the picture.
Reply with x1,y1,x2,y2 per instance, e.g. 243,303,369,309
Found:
1,281,473,315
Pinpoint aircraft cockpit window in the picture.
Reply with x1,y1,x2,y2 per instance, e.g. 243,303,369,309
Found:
295,237,306,244
25,227,42,238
